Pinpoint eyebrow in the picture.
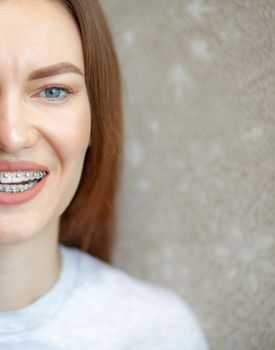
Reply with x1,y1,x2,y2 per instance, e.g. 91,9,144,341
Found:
28,62,84,80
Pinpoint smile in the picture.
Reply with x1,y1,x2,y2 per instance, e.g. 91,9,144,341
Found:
0,171,47,193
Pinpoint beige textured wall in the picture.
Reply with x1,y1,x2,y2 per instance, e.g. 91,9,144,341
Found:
100,1,275,349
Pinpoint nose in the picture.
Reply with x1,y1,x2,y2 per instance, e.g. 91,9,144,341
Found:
0,91,37,153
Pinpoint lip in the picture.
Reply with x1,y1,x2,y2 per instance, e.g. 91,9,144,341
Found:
0,174,48,206
0,161,49,206
0,160,49,173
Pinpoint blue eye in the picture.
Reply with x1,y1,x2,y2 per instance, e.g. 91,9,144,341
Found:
38,86,73,101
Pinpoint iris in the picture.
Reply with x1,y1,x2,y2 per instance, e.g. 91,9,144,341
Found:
39,86,72,101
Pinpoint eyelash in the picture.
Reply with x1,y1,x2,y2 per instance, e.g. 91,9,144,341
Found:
35,85,75,103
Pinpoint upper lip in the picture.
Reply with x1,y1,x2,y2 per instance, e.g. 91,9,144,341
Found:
0,161,49,173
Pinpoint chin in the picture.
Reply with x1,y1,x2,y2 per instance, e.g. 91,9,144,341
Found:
0,222,40,246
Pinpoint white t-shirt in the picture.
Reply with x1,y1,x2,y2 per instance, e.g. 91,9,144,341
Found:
0,244,208,349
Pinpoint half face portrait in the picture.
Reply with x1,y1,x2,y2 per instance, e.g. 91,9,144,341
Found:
0,2,208,349
0,0,91,244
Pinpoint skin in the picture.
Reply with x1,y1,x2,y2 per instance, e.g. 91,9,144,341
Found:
0,0,91,310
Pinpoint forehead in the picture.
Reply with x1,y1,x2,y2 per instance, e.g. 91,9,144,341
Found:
0,0,84,76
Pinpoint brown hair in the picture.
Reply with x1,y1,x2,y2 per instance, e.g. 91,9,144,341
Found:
59,0,124,263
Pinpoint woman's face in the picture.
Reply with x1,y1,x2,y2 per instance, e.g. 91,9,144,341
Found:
0,0,91,244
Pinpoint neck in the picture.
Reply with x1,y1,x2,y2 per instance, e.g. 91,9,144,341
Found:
0,220,61,311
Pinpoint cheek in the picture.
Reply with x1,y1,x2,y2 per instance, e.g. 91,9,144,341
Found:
61,115,90,160
43,98,91,165
41,99,91,216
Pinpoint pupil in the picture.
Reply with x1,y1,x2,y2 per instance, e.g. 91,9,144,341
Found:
46,88,60,98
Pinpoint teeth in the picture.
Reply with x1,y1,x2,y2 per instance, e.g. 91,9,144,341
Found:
0,180,39,193
0,171,46,184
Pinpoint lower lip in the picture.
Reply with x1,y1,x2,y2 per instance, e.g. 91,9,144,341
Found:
0,174,48,206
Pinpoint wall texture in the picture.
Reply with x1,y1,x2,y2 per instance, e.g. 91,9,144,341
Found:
100,1,275,349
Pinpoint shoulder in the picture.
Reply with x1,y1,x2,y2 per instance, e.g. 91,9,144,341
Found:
62,245,208,349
